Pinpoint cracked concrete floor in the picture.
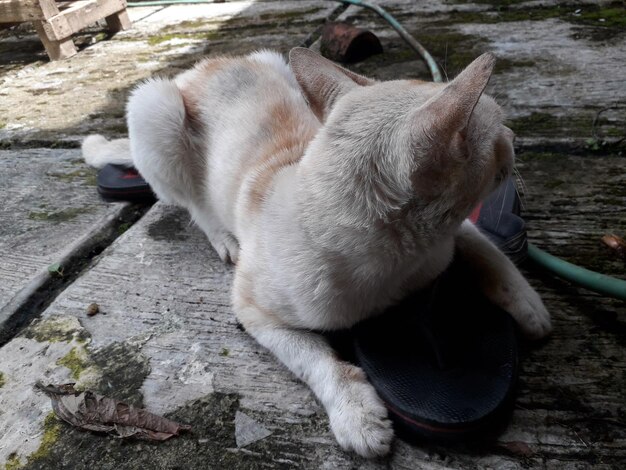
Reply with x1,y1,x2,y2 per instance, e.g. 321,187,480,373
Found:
0,1,624,469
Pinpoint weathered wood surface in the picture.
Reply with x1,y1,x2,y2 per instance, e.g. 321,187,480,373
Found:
0,0,56,23
0,0,624,469
0,148,128,319
33,20,77,60
0,0,130,61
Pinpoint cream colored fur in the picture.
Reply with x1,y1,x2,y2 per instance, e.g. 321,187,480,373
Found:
82,48,551,457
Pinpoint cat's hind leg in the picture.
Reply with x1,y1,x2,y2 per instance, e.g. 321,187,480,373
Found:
127,77,239,263
233,285,393,457
189,205,240,264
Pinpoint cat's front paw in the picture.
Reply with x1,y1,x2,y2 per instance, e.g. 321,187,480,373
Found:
509,286,552,340
328,370,394,458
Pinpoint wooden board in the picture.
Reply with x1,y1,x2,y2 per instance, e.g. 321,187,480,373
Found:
54,0,126,37
1,0,129,61
0,0,56,22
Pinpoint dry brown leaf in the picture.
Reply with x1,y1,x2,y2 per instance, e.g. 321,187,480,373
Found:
36,383,191,441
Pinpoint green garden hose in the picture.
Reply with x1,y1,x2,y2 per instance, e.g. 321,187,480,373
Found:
528,244,625,300
124,0,626,300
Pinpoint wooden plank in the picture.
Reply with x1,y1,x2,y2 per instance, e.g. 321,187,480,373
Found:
38,0,60,18
36,13,72,41
105,8,130,33
36,0,126,40
57,0,126,34
0,0,46,22
34,19,76,59
2,0,128,37
0,0,61,22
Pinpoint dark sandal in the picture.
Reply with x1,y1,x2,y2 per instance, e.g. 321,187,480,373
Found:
353,268,518,441
97,164,155,203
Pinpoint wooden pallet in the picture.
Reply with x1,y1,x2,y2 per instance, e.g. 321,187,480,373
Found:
0,0,131,60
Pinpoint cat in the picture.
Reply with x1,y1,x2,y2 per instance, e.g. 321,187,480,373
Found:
82,48,551,457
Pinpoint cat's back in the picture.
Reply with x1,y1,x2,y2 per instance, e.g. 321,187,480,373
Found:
174,51,319,235
174,50,305,125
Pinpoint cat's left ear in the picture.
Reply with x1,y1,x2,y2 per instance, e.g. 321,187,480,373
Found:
289,47,374,121
419,52,496,141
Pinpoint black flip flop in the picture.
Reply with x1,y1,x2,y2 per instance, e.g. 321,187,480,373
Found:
351,176,525,441
353,267,518,441
97,164,155,203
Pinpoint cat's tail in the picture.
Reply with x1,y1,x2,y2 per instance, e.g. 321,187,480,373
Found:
82,135,133,169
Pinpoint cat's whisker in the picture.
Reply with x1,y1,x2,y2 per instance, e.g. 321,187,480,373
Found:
443,43,450,82
513,167,528,210
495,179,507,229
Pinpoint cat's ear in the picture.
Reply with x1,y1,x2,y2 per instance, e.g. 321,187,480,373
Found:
289,47,374,121
420,52,495,140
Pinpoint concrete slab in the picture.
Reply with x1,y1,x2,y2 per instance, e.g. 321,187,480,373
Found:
0,148,137,341
1,190,624,468
0,0,624,468
0,1,340,145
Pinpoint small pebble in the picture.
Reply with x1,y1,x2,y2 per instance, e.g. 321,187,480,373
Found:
86,303,99,316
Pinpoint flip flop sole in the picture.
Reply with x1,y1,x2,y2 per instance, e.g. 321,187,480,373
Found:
353,286,518,441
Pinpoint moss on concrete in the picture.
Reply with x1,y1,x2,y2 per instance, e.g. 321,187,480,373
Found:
56,347,91,380
1,415,62,468
147,32,209,46
21,315,89,344
570,5,626,29
90,342,151,407
518,150,562,161
0,371,5,388
27,207,93,223
26,414,62,465
257,6,325,22
439,2,625,40
4,454,23,470
509,112,559,131
117,222,131,235
507,111,624,143
47,168,97,186
20,393,339,470
440,3,624,27
418,30,490,76
147,7,325,46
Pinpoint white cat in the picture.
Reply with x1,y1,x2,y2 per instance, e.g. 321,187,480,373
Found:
83,48,551,457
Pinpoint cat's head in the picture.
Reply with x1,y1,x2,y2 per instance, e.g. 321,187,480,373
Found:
290,48,514,239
